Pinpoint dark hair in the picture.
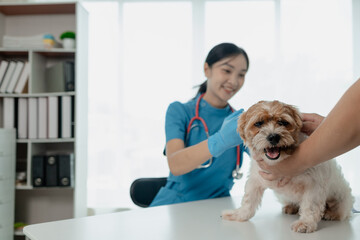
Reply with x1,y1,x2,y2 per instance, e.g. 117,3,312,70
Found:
195,43,249,97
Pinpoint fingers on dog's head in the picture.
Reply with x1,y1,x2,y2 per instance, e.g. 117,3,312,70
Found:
285,104,302,130
238,111,247,142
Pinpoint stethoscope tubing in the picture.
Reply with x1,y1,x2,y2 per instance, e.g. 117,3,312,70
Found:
186,93,242,173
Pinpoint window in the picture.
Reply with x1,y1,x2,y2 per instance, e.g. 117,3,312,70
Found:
86,0,358,209
86,1,193,208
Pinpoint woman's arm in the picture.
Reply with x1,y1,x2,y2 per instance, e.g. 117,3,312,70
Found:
258,78,360,180
166,139,211,176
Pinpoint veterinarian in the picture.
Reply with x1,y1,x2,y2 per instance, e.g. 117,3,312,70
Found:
257,78,360,181
150,43,250,207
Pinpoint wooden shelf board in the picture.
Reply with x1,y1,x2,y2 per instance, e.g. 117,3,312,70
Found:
16,186,74,190
0,48,76,57
0,50,29,57
0,2,76,15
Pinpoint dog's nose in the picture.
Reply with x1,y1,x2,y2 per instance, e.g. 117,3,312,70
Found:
267,133,280,145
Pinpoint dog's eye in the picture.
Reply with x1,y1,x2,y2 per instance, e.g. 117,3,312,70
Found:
278,120,289,126
254,121,264,128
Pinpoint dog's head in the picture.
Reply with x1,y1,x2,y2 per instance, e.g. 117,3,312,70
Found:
238,100,303,165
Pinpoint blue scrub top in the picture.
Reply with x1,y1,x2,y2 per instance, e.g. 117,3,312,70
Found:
150,95,247,207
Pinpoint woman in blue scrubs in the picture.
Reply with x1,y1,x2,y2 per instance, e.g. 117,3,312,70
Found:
150,43,250,206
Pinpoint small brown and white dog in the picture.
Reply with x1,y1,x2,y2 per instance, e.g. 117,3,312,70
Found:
222,100,354,233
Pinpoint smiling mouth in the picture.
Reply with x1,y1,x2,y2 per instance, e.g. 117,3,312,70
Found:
264,147,281,160
223,86,234,94
264,145,296,160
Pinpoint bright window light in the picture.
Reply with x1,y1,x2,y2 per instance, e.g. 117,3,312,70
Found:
87,1,192,208
86,0,358,210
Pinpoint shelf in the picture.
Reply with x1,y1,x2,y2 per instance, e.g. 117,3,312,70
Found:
34,50,76,57
0,92,75,97
0,2,76,15
16,185,74,190
0,47,75,52
14,230,25,236
0,1,89,230
0,48,76,58
16,138,75,143
15,184,32,190
0,50,28,57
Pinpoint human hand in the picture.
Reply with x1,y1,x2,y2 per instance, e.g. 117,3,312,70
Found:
208,109,244,157
256,158,285,181
301,113,324,136
255,155,304,182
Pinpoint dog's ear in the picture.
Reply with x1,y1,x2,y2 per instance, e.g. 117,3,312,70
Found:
237,111,248,143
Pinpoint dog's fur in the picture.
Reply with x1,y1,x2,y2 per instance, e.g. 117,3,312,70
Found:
222,100,354,233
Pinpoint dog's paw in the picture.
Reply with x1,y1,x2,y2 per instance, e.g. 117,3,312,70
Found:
221,208,253,222
322,209,341,221
291,220,317,233
283,204,299,215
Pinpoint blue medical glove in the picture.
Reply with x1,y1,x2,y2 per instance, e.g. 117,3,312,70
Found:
208,109,244,157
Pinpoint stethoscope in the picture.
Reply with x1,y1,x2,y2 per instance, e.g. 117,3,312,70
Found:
186,93,243,179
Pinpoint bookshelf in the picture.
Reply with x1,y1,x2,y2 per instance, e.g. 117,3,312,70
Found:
0,2,88,240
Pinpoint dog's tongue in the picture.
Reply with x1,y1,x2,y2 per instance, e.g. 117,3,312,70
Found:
265,147,280,159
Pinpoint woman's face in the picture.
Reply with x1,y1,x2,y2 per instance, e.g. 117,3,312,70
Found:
204,54,248,108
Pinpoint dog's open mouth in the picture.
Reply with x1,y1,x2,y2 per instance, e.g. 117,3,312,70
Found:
264,146,296,160
264,147,281,160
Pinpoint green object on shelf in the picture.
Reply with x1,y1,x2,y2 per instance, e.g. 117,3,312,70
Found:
60,31,76,39
14,222,27,229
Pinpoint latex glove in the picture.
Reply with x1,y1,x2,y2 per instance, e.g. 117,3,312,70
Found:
208,109,244,157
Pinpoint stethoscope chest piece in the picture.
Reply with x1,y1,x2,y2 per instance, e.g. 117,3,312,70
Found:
232,168,243,180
